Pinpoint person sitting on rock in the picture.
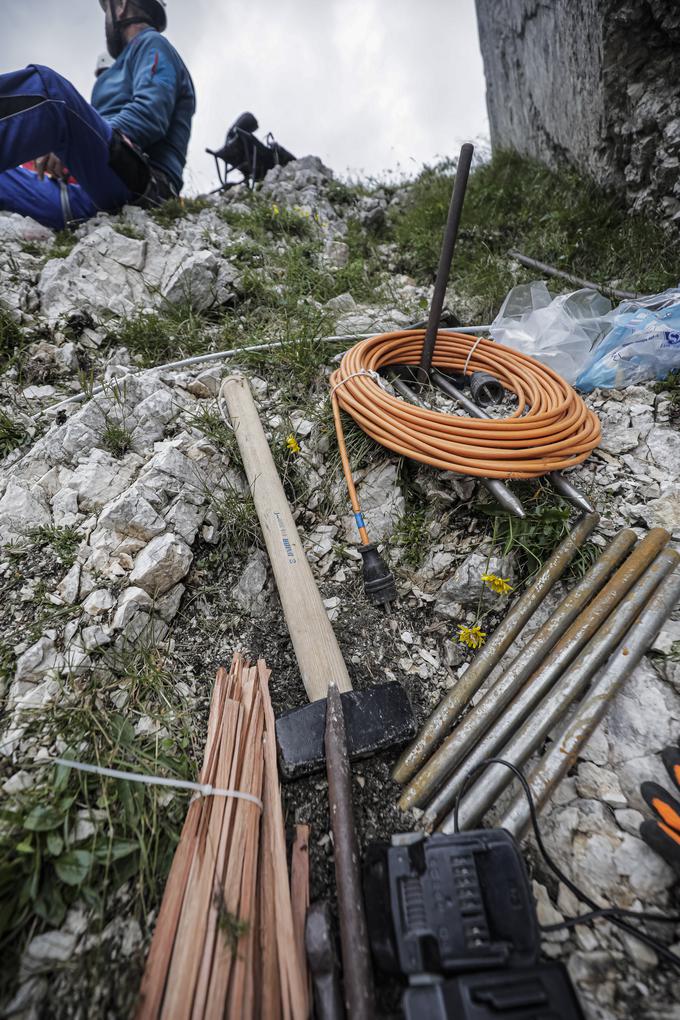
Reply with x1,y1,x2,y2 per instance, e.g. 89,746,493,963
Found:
0,0,195,231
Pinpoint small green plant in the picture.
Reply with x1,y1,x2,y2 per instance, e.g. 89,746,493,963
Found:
51,229,77,259
0,640,198,1001
654,370,680,420
101,420,134,458
113,221,144,240
19,240,45,258
0,408,31,456
151,196,210,228
183,403,238,455
392,509,429,568
209,484,260,556
30,525,82,566
0,307,24,367
480,484,597,580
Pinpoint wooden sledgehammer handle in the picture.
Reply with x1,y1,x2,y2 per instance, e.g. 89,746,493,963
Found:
221,376,353,701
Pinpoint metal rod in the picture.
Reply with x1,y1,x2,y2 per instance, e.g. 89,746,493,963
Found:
544,471,595,515
419,143,474,379
389,373,526,519
324,681,375,1020
430,369,595,515
398,528,637,810
436,548,680,832
500,567,680,841
508,250,638,302
392,513,600,787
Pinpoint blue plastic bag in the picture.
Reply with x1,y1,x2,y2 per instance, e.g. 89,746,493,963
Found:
576,288,680,390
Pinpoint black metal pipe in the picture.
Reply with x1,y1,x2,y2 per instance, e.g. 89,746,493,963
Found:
419,143,474,379
324,681,375,1020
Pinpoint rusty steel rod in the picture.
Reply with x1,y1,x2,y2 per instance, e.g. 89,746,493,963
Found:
325,681,375,1020
436,547,680,833
389,373,527,519
430,368,595,515
399,527,638,811
508,250,639,302
419,143,474,379
393,513,600,788
500,565,680,841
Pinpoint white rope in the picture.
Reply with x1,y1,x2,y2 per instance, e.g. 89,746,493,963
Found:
329,368,387,397
54,758,263,810
463,333,486,378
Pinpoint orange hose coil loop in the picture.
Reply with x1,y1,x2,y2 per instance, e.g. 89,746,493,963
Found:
330,330,600,540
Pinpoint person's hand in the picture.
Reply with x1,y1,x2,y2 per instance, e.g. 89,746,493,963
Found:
35,154,67,181
640,745,680,874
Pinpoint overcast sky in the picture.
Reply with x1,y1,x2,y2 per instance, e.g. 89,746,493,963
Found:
3,0,489,194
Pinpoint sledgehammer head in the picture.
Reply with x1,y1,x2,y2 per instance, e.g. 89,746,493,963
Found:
276,681,416,780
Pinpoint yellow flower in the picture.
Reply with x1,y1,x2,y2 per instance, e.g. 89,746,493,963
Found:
286,434,301,455
481,573,514,596
272,204,280,216
457,624,487,649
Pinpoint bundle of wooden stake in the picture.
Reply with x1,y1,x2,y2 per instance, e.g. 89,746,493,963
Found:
136,653,310,1020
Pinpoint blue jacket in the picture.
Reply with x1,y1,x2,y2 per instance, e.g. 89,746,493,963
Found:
92,28,195,191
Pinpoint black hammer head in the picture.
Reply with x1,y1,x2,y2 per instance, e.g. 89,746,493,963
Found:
275,681,416,780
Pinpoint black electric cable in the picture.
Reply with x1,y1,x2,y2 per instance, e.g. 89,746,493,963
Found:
453,758,680,970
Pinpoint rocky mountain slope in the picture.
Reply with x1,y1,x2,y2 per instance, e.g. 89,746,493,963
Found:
0,156,679,1020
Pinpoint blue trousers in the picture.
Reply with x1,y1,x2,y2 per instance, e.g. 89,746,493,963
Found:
0,65,133,230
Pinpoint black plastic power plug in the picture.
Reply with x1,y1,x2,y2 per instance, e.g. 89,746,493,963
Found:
359,543,397,610
469,371,504,406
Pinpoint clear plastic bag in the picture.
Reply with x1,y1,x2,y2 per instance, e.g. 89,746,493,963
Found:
490,281,680,390
490,282,612,384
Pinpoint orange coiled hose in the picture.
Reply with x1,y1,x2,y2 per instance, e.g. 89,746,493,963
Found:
330,330,600,541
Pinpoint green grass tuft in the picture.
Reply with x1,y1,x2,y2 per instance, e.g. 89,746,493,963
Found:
30,525,82,567
0,308,25,368
51,229,78,259
0,408,31,457
100,420,134,458
106,305,213,368
479,482,598,580
151,196,211,228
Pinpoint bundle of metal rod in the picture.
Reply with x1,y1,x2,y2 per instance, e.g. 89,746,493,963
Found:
429,368,595,515
413,530,670,824
393,513,600,787
500,567,680,840
389,373,527,519
439,545,679,833
136,653,308,1020
399,525,655,813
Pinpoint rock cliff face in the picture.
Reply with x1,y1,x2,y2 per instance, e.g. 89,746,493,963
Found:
475,0,680,223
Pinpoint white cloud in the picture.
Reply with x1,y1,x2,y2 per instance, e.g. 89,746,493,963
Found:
3,0,488,193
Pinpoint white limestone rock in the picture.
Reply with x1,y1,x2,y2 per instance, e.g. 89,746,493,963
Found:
98,488,167,542
0,479,51,543
111,586,153,630
66,450,140,512
129,533,193,595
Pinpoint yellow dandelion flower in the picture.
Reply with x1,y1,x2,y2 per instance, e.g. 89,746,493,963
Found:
481,573,514,596
457,624,487,649
286,434,301,455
